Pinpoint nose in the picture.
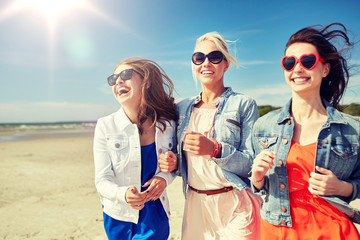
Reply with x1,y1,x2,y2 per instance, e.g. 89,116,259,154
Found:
115,76,124,85
202,56,211,66
293,61,304,72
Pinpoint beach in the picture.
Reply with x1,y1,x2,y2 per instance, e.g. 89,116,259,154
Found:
0,133,184,239
0,130,359,239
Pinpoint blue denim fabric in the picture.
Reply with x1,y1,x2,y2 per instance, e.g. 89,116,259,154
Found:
176,87,259,195
252,98,360,226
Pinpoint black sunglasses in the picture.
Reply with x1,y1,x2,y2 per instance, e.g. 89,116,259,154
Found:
107,69,142,86
192,50,224,65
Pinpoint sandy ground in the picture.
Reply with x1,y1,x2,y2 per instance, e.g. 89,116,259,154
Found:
0,137,184,239
0,136,359,239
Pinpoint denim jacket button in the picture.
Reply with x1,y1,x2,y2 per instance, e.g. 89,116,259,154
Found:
281,207,287,212
280,184,286,189
282,139,288,145
287,120,291,125
278,160,283,166
281,220,286,225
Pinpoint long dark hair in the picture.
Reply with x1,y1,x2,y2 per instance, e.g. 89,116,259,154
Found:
114,57,177,134
285,23,355,110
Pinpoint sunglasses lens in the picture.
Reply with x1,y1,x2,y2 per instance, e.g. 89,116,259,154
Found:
107,69,134,86
107,75,117,86
208,51,223,64
192,52,206,65
282,57,296,71
120,69,134,81
301,55,316,70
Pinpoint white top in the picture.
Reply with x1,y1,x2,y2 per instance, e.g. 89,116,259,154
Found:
93,107,176,223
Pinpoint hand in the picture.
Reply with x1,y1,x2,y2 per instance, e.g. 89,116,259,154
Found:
125,186,147,210
142,177,166,202
183,131,213,156
251,150,276,186
158,151,177,173
308,166,353,197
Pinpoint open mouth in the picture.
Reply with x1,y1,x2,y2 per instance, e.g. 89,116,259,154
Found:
117,87,130,96
292,77,310,84
201,70,214,76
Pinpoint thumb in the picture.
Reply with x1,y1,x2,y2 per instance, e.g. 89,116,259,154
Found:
315,166,332,175
142,179,152,188
130,186,138,194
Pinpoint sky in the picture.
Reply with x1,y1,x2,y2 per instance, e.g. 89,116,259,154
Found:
0,0,359,123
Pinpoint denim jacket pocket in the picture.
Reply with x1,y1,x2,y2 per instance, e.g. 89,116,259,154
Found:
329,143,358,178
221,116,241,146
106,134,130,168
256,135,278,151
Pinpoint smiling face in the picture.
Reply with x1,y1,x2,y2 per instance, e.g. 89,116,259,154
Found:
284,42,330,97
112,64,143,109
193,40,229,88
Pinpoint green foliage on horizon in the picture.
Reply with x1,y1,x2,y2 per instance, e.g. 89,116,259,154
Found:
258,105,281,117
259,103,360,117
342,103,360,116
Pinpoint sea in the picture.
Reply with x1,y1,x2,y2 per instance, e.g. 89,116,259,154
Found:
0,121,96,142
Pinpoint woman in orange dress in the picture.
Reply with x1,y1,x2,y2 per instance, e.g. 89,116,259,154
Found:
251,23,360,239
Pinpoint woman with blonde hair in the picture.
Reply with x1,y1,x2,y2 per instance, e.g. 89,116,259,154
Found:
159,32,261,239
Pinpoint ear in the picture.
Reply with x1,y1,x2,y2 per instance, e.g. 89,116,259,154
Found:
223,61,230,73
322,63,330,78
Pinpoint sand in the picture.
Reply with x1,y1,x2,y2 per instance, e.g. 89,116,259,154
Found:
0,135,359,239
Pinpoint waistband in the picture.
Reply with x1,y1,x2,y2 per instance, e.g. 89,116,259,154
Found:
188,185,234,195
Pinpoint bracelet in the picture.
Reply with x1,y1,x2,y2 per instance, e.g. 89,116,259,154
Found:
252,176,265,183
211,140,221,158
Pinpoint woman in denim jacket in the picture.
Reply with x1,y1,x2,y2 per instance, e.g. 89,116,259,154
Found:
251,23,360,239
159,32,262,239
93,58,177,240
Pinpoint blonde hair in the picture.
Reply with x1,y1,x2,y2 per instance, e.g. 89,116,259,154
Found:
192,31,238,83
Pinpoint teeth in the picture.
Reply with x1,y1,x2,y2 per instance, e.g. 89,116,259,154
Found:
293,78,308,83
117,87,129,96
202,71,214,75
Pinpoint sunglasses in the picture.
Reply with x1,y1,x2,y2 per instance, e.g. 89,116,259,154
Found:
107,69,142,86
192,50,224,65
281,53,325,72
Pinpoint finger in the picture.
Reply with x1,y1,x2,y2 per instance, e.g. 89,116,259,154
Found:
315,166,332,175
309,172,325,181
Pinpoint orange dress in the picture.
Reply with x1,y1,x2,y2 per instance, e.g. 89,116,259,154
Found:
261,140,360,240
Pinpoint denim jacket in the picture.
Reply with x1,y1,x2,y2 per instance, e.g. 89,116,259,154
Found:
252,98,360,226
176,87,259,196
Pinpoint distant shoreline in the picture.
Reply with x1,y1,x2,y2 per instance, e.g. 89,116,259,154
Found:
0,122,95,142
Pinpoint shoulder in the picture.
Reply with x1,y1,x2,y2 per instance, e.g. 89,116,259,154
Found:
340,112,360,131
177,97,195,113
227,91,257,106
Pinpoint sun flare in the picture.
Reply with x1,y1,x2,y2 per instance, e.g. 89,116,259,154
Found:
22,0,86,21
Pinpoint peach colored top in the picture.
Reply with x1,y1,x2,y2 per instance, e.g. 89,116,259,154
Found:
182,108,261,240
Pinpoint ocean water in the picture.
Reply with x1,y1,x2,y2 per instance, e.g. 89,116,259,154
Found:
0,121,96,142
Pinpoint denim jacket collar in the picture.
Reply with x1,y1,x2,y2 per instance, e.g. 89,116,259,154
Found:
194,87,234,107
277,98,347,125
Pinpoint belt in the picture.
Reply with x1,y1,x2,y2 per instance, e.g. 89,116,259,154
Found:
188,185,234,195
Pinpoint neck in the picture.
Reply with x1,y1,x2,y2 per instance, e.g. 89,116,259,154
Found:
291,94,326,123
123,106,139,124
199,84,226,108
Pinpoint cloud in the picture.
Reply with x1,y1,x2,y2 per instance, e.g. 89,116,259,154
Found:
241,84,292,106
0,102,118,123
